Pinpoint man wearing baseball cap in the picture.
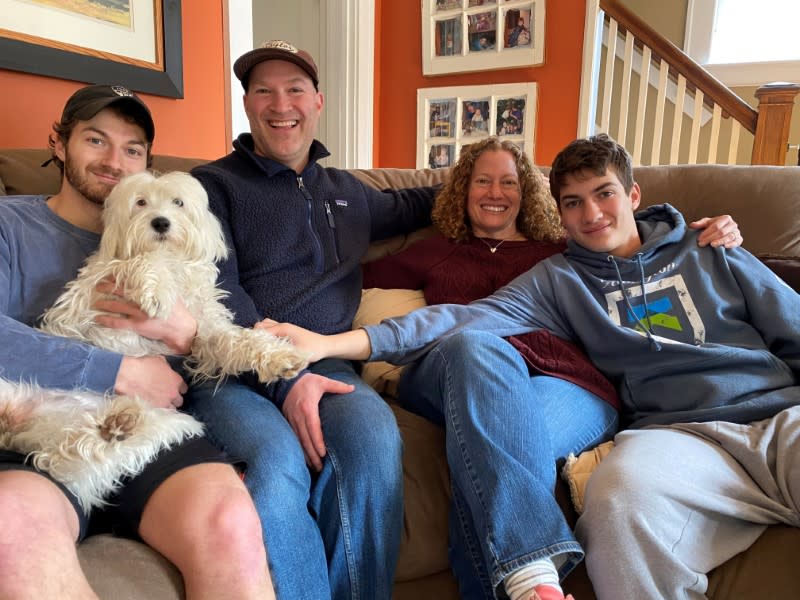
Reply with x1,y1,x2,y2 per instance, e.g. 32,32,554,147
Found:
186,41,438,599
0,84,274,599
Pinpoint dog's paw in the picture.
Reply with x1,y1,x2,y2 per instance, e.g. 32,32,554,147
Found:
99,408,140,442
254,349,310,383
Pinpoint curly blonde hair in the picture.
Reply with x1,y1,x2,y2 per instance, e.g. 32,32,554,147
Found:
431,137,564,243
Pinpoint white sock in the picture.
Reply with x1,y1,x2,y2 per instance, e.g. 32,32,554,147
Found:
504,557,562,600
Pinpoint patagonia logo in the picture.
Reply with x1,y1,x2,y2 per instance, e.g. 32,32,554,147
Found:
335,199,348,207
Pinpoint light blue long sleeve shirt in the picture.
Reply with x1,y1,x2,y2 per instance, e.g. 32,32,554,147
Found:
0,196,121,392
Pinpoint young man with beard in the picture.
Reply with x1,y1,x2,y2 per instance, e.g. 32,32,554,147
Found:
0,84,274,599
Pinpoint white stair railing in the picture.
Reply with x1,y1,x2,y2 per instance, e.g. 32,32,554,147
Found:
578,0,798,166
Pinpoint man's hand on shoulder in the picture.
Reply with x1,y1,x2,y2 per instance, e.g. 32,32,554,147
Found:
93,279,198,354
115,355,188,409
690,215,742,248
282,372,355,472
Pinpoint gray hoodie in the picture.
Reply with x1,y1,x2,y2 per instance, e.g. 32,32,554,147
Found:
366,204,800,428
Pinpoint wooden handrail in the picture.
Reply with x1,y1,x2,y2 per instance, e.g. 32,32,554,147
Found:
599,0,758,133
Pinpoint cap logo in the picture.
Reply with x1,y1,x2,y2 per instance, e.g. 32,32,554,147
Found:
261,40,298,54
111,85,134,97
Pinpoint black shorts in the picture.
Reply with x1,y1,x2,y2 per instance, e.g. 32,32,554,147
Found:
0,436,240,541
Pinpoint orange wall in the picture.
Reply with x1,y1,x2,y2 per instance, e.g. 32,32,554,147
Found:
375,0,586,168
0,3,227,160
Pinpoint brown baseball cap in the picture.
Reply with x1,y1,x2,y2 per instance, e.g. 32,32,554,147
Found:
233,40,319,89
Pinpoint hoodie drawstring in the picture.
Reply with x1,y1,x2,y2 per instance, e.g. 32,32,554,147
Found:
608,254,662,351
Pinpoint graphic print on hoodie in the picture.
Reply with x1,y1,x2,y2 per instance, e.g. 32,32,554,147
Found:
604,273,705,346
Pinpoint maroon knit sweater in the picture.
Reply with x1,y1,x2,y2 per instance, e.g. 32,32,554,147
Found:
362,233,619,408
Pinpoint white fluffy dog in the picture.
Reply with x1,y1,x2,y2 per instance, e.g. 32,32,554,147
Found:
1,171,308,511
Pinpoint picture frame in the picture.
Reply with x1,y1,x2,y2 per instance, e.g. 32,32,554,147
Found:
0,0,183,98
423,0,544,76
417,82,537,169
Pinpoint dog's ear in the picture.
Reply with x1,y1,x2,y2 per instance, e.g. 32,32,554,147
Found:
99,172,155,260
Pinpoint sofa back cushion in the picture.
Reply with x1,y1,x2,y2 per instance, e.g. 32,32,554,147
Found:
2,148,798,261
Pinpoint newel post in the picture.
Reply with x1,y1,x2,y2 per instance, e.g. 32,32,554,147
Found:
751,82,800,165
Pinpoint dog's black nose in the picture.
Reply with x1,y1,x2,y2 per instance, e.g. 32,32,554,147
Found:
151,217,171,233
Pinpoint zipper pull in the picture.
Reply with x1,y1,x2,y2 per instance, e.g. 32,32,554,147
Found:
324,200,336,228
297,176,312,199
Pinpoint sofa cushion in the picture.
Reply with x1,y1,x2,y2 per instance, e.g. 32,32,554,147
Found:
78,534,183,599
352,287,452,581
353,288,427,396
0,149,62,197
391,404,452,581
758,254,800,293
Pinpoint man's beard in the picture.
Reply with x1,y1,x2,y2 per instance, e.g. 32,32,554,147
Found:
63,152,121,207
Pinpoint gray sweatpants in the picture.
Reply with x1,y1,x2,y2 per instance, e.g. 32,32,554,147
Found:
575,405,800,600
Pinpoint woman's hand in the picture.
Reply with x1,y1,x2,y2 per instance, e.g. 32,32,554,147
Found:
256,319,372,362
256,319,330,362
690,215,742,248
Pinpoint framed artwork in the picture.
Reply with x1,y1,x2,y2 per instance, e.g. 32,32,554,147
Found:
417,82,537,169
424,0,544,75
0,0,184,98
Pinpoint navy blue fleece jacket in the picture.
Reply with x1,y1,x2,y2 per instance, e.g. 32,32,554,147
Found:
191,134,436,405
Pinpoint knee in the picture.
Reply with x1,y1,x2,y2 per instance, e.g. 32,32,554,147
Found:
199,489,267,574
0,480,79,575
0,475,79,538
434,330,521,372
329,402,403,488
581,457,661,531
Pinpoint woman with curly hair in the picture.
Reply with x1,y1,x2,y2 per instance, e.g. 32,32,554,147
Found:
363,137,566,305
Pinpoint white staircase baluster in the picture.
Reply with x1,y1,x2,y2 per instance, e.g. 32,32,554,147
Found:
688,89,704,164
708,103,722,163
669,75,687,164
616,30,634,145
600,18,618,133
728,123,741,164
651,59,669,165
632,45,651,165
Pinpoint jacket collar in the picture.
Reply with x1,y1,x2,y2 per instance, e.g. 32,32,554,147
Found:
232,133,331,178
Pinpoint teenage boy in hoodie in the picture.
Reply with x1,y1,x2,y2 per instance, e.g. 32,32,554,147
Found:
262,133,800,600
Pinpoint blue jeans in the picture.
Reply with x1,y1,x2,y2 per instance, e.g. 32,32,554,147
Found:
185,359,403,600
398,331,618,600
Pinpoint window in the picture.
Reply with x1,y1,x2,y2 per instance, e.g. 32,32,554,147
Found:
685,0,800,86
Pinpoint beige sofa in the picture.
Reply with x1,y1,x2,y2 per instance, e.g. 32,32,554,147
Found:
1,148,799,599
